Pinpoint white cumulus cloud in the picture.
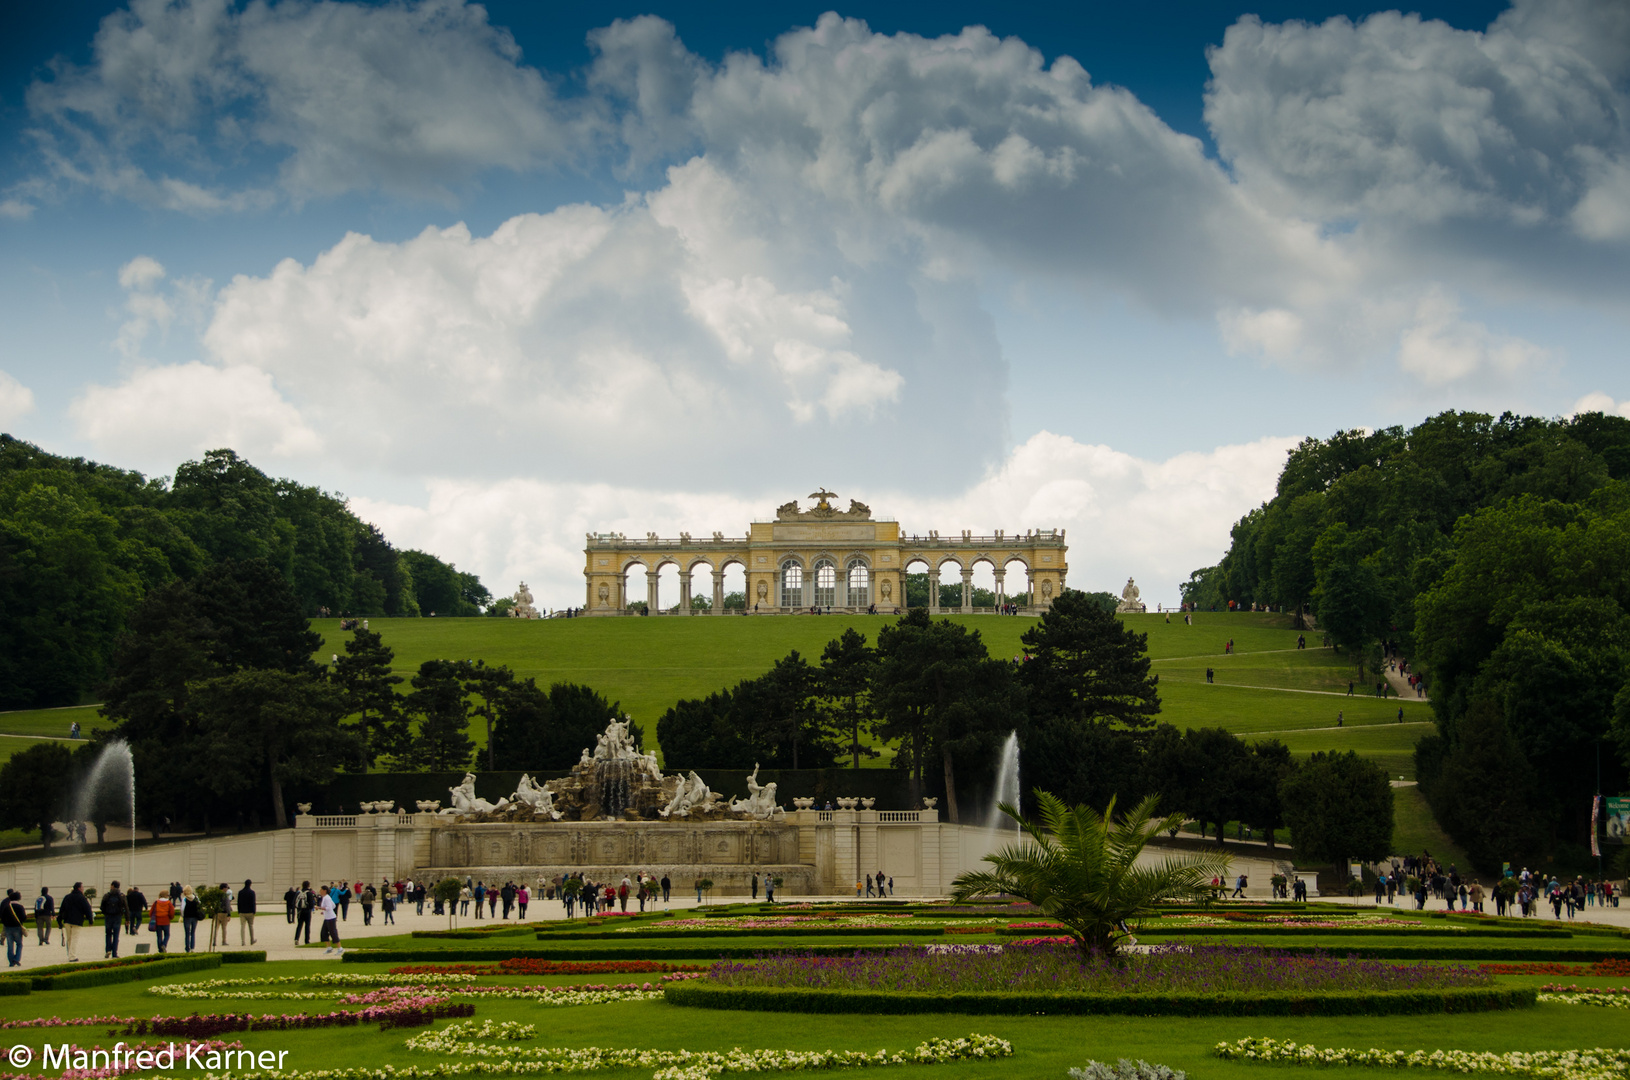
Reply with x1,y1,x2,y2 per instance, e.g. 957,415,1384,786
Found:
0,371,37,426
1570,392,1630,418
70,362,321,461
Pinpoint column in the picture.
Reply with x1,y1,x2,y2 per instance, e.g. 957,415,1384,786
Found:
1027,570,1037,612
993,568,1006,607
961,568,973,611
712,569,725,615
928,562,939,614
679,572,691,615
647,571,658,613
837,566,848,610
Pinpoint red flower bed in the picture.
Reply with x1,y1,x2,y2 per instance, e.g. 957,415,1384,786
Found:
1007,922,1066,930
1480,959,1630,977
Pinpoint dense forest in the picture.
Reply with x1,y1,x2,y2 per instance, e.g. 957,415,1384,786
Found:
0,436,489,710
1183,410,1630,869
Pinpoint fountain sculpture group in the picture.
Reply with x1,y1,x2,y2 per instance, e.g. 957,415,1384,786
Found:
438,718,784,824
419,717,810,893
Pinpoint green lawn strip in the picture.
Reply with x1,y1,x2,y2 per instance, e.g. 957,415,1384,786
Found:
664,981,1536,1016
0,704,102,740
1157,647,1391,695
1393,784,1475,867
3,969,1624,1080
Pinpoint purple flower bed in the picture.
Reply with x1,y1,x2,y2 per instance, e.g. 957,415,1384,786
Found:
707,945,1492,995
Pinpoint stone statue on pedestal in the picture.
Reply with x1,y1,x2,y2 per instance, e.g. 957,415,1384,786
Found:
510,774,563,819
731,763,783,819
1116,577,1147,613
659,771,721,818
443,773,509,816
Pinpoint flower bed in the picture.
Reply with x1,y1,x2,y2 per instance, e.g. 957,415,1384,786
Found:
1215,1037,1630,1080
3,1039,243,1080
706,945,1494,995
400,1018,1012,1080
1480,959,1630,977
386,959,709,977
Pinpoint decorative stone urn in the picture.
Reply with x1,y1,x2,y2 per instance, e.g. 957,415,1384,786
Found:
836,797,859,810
792,797,815,809
860,797,876,810
922,797,938,809
295,803,313,814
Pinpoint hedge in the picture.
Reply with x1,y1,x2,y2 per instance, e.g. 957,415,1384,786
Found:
663,982,1537,1017
1230,944,1630,962
0,979,30,996
413,927,537,940
532,927,946,941
0,952,217,981
1138,927,1576,939
342,944,911,964
222,951,268,964
30,953,223,991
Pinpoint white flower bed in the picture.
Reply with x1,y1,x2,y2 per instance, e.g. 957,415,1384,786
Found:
404,1021,1013,1079
1215,1038,1630,1080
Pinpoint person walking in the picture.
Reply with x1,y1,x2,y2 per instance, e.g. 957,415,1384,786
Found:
34,887,54,945
58,882,93,962
765,875,775,903
381,881,396,925
660,874,671,903
459,885,470,917
239,880,257,945
517,884,530,920
100,881,126,958
285,885,298,924
472,882,485,919
488,884,499,918
210,883,232,950
337,883,351,922
181,886,201,953
500,882,515,919
751,873,759,900
150,889,174,953
618,877,630,912
125,884,146,938
2,889,26,967
294,881,314,945
318,886,342,955
361,884,376,926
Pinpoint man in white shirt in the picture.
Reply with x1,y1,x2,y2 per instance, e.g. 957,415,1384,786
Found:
318,886,342,955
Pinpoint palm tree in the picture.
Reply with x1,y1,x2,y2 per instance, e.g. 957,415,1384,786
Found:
951,790,1232,957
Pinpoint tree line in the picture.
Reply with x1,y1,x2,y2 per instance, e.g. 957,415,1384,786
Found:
0,557,618,842
653,591,1392,863
1182,409,1630,869
0,437,490,709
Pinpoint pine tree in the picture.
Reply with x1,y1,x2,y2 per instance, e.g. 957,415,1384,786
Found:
393,660,475,772
332,627,403,770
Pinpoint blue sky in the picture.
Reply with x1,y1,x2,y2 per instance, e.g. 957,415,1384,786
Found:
1,0,1626,607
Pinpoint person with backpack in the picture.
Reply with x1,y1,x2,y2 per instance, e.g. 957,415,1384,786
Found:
2,889,27,967
100,881,127,958
294,881,315,945
34,887,54,945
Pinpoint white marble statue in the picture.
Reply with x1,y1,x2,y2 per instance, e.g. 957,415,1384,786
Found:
511,581,539,619
510,774,563,819
730,763,783,819
642,750,664,783
442,773,510,816
1116,576,1146,613
659,771,720,818
593,717,644,763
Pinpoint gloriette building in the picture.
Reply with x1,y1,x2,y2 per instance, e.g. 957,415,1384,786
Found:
582,490,1068,614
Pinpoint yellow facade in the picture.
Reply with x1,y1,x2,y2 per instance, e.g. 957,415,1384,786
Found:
582,492,1067,615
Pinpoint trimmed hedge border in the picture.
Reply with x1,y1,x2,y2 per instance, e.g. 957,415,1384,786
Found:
343,944,913,964
1231,944,1628,962
662,982,1537,1017
27,953,223,991
1138,927,1576,939
221,951,268,964
0,979,30,996
532,927,945,941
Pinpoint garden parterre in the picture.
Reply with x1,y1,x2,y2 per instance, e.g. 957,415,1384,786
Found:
3,906,1630,1080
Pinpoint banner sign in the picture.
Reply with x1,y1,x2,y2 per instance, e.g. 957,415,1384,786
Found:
1593,795,1603,858
1603,797,1630,846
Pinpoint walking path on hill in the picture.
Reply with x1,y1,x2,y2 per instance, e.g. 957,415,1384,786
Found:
1385,664,1428,702
1163,677,1433,701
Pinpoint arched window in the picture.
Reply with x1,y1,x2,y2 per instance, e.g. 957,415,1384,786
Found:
812,560,837,607
847,559,870,607
780,560,804,608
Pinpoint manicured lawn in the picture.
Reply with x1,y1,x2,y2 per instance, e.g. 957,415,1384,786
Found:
0,705,97,741
0,734,69,768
